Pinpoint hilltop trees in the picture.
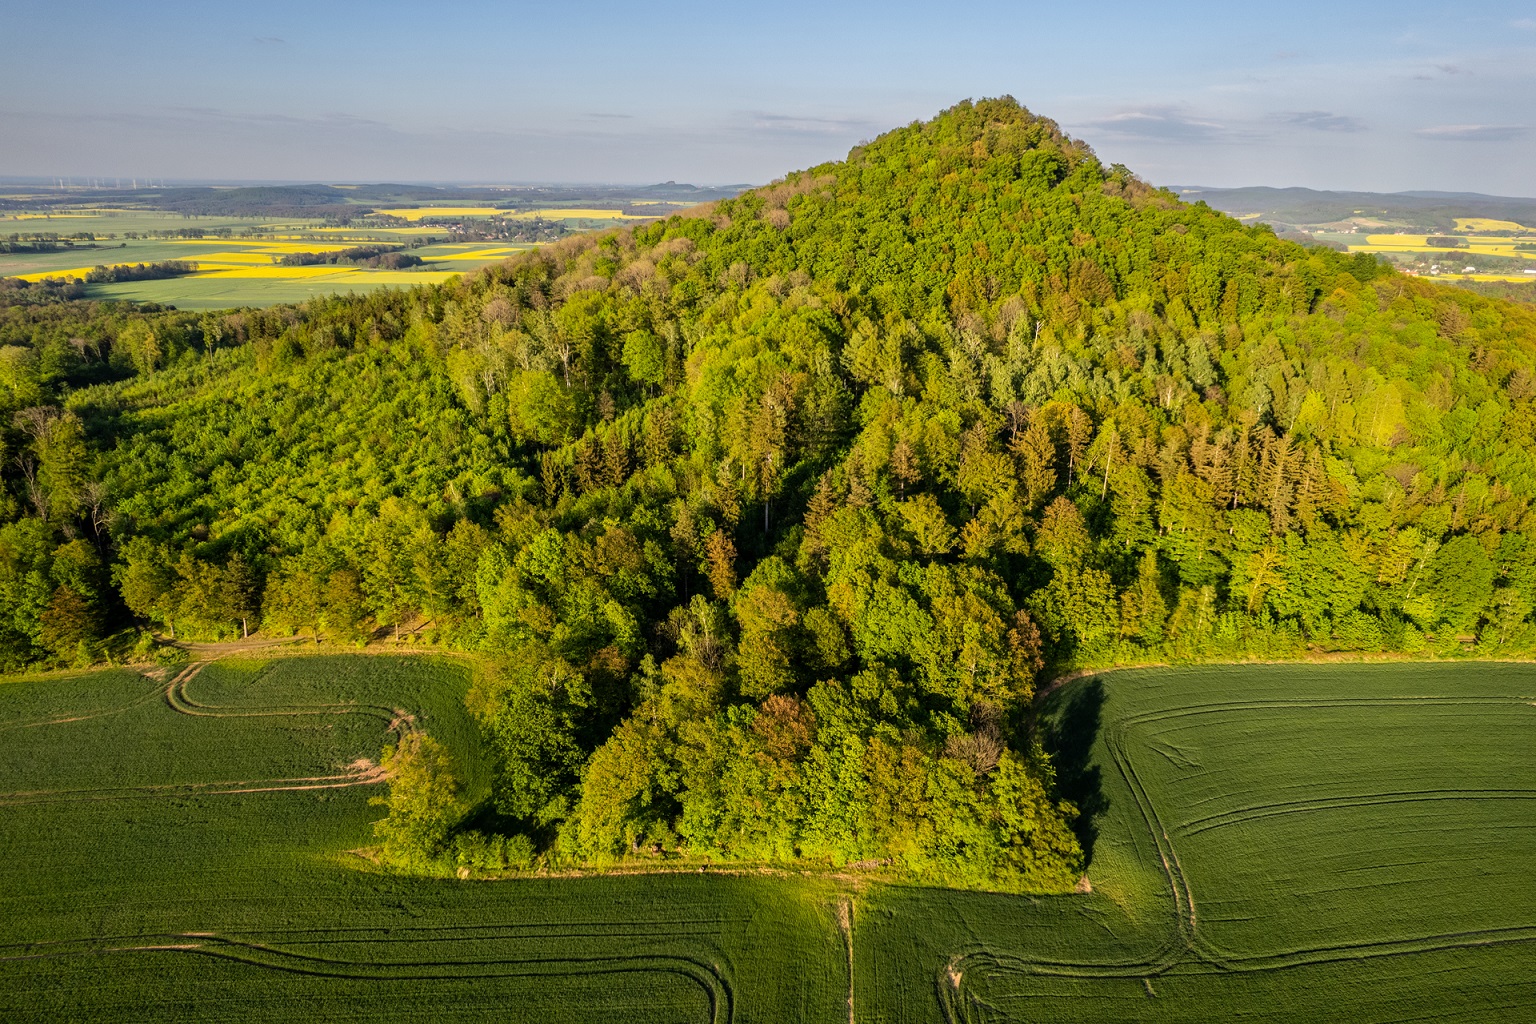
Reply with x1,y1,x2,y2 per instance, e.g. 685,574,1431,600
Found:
3,98,1536,885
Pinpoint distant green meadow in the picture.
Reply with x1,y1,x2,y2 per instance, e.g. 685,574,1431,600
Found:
1,658,1530,1021
0,205,634,308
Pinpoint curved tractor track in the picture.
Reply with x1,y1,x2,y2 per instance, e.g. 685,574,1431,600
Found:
164,663,416,735
0,661,755,1023
0,674,170,732
0,925,735,1024
938,691,1536,1024
0,663,410,808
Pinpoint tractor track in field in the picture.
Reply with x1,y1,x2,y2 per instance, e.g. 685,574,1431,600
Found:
164,663,415,738
0,673,170,731
0,659,748,1019
1112,694,1530,732
0,927,735,1024
1179,788,1536,837
0,759,388,807
938,688,1536,1023
0,663,413,807
1195,922,1536,974
938,711,1199,1023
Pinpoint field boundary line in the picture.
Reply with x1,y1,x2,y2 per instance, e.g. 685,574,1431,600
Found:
836,897,854,1024
1034,655,1536,707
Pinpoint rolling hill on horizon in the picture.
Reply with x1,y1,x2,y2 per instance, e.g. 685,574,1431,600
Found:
1174,183,1536,231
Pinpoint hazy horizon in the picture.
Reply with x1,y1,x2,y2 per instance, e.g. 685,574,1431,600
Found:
4,0,1534,194
7,178,1536,204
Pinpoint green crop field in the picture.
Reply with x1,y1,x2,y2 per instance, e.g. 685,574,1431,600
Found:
858,663,1536,1023
1,202,689,307
0,656,848,1023
3,658,1530,1022
0,212,531,309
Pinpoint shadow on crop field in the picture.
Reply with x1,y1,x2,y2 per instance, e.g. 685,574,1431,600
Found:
1041,678,1108,867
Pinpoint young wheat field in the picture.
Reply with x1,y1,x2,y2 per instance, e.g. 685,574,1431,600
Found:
0,657,846,1023
862,663,1536,1023
0,658,1529,1022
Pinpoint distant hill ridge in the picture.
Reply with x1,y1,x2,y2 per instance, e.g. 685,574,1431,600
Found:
1174,184,1536,230
0,180,749,218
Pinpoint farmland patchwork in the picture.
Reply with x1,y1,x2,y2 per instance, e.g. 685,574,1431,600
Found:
1,659,1529,1021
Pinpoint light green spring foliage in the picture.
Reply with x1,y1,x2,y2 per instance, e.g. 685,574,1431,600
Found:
3,98,1536,886
372,731,463,863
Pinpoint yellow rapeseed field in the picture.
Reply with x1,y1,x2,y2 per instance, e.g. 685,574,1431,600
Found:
505,208,649,220
325,270,460,285
196,266,352,279
372,207,504,221
1454,217,1532,233
1350,235,1536,260
421,247,523,262
1428,272,1536,283
16,266,102,282
161,240,354,254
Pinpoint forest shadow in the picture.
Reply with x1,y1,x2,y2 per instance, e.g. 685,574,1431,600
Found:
454,798,523,839
1041,678,1108,867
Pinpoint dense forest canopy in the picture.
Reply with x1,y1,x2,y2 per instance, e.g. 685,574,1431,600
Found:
4,98,1536,888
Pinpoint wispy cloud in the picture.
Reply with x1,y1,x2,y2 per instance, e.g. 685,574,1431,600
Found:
1416,124,1529,142
746,112,879,136
252,36,285,45
1281,110,1366,133
1414,63,1468,81
152,107,390,131
1512,18,1536,30
1085,107,1228,142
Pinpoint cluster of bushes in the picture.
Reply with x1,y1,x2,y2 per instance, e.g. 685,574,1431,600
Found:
1,233,120,255
83,261,196,283
0,276,88,304
277,245,423,269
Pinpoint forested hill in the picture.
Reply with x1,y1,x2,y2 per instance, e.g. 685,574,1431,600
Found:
5,97,1536,887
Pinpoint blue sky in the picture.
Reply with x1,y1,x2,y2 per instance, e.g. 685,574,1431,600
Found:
3,0,1534,193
